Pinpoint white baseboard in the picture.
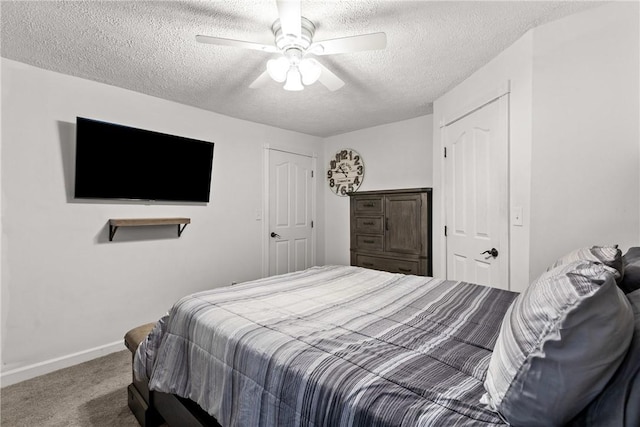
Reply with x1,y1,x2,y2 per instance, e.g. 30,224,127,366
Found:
1,340,124,387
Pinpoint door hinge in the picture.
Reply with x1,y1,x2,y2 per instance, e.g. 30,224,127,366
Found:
311,220,314,228
444,225,447,236
311,170,314,178
444,147,447,158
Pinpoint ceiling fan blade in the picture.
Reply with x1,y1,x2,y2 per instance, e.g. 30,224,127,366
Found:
316,62,344,92
196,35,278,53
276,0,301,40
249,70,273,89
310,32,387,55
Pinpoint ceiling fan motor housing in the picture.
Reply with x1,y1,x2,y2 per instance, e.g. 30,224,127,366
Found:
272,16,316,52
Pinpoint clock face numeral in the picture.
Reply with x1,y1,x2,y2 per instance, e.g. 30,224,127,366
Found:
327,149,364,196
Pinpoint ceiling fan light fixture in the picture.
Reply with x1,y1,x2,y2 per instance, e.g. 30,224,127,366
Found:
283,66,304,91
267,57,289,83
299,58,321,85
197,2,387,93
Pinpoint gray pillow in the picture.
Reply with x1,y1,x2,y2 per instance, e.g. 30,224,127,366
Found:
482,260,634,426
548,245,623,282
569,288,640,426
620,247,640,294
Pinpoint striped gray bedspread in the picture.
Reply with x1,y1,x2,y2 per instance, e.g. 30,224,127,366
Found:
135,265,516,426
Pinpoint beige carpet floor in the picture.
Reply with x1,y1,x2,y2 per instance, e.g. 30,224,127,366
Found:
1,350,140,427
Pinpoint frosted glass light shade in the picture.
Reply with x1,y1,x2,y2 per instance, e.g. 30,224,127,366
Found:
266,57,289,83
283,67,304,91
299,58,321,85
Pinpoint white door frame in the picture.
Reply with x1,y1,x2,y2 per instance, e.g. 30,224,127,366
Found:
434,81,511,286
262,144,317,277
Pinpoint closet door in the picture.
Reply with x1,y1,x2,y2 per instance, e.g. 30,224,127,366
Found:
444,96,509,289
385,194,422,255
268,149,314,276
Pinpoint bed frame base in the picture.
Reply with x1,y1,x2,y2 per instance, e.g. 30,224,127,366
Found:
125,323,221,427
127,373,221,427
154,391,222,427
127,383,163,427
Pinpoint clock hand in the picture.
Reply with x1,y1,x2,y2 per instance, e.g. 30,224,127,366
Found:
338,166,348,177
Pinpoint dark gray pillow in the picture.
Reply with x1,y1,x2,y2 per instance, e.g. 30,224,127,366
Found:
620,247,640,294
569,289,640,427
482,261,634,426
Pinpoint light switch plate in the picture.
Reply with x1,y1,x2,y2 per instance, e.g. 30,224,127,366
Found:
512,206,523,226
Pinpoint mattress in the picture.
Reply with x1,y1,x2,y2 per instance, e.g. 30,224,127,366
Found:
135,265,517,426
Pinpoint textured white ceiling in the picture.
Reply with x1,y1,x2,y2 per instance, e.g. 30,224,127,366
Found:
1,1,601,137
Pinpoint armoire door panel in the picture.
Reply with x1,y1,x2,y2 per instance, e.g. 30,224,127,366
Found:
385,195,421,255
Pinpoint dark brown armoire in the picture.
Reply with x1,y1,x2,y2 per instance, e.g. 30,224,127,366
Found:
349,188,432,276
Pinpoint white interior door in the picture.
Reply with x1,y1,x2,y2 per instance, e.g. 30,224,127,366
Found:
444,97,509,289
268,150,314,276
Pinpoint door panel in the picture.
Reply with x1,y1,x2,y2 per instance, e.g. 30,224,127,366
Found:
275,162,290,227
474,259,492,286
294,164,309,226
294,239,308,271
269,150,314,276
453,254,466,279
453,141,467,236
275,240,290,274
385,195,421,255
444,97,509,289
475,130,491,237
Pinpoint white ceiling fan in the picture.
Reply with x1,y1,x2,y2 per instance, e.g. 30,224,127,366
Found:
196,0,387,91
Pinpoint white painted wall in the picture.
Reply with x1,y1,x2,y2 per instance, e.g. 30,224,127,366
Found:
323,116,433,265
529,1,640,278
433,2,639,292
433,32,534,292
0,59,324,382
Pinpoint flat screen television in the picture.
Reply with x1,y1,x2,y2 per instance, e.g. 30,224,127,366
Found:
74,117,214,202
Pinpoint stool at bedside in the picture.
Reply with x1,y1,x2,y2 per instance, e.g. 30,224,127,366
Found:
124,323,163,427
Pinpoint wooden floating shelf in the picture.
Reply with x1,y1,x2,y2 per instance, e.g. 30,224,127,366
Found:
108,218,191,241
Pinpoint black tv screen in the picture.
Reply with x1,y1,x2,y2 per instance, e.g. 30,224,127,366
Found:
74,117,214,202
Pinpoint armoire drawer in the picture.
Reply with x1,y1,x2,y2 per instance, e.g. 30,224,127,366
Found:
354,217,384,234
354,197,383,215
355,235,384,251
355,254,419,275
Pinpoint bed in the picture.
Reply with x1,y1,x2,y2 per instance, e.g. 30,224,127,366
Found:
132,247,640,427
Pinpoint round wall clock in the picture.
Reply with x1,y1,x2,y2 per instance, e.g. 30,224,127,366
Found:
327,148,364,196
